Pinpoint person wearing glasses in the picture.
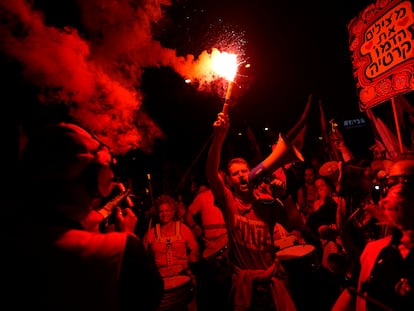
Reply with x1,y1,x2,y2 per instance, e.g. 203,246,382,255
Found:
13,122,164,311
332,155,414,311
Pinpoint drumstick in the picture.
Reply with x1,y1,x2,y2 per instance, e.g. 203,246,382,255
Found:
347,287,394,311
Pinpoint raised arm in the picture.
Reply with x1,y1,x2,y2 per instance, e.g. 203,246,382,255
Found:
206,112,229,200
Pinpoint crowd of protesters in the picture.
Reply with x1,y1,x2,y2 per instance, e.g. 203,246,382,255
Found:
5,105,414,311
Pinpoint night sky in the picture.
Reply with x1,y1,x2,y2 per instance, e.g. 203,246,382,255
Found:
2,0,381,198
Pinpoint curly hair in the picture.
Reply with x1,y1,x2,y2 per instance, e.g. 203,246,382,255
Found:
154,194,177,215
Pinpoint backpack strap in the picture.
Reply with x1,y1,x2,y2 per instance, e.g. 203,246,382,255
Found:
175,221,182,240
155,222,181,242
155,223,161,241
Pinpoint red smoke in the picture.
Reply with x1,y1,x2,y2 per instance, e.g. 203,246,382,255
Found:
0,0,232,154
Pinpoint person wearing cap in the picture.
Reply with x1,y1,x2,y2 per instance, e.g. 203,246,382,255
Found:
13,122,164,311
332,155,414,311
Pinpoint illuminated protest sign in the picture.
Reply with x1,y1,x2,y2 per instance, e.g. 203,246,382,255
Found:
348,0,414,111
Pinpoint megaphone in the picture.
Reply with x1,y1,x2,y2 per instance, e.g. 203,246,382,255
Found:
249,133,304,182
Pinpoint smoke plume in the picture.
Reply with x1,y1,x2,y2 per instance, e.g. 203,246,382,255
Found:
0,0,231,154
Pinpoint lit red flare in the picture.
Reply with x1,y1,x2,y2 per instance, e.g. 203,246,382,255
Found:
211,49,238,82
210,49,238,113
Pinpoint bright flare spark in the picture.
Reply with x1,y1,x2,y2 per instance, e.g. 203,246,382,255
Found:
211,49,238,82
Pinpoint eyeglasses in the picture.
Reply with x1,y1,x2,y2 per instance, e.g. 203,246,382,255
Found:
381,175,414,196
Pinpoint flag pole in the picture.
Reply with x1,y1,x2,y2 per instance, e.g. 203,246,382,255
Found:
175,132,214,193
391,96,404,154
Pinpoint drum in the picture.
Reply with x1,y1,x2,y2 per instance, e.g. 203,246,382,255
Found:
276,244,320,275
158,275,194,311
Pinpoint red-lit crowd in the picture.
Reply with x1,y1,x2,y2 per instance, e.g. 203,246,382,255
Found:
5,110,414,311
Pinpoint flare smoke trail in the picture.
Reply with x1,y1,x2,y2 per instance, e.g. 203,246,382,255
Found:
0,0,238,154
